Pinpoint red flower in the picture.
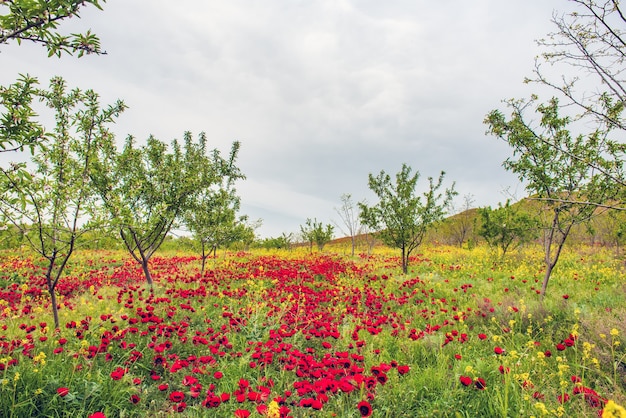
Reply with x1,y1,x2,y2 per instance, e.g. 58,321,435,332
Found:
57,387,69,397
498,365,510,374
357,400,373,417
556,343,566,351
170,391,185,403
110,367,126,380
474,378,487,390
174,402,187,413
158,383,169,391
182,375,198,386
494,346,505,355
88,413,106,418
478,333,487,340
214,371,223,379
397,365,410,375
234,410,251,418
130,394,140,404
459,376,472,387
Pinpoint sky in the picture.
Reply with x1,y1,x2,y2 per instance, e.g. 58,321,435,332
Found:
1,0,575,238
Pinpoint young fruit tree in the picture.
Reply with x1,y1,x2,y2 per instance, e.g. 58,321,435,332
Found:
359,163,456,274
300,218,334,252
485,97,622,298
0,77,125,328
91,131,237,286
333,193,362,257
477,200,539,259
523,0,626,207
182,138,247,275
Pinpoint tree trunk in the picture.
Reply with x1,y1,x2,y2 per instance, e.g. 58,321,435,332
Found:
141,258,153,287
350,235,355,257
401,244,408,274
540,262,553,300
49,284,60,329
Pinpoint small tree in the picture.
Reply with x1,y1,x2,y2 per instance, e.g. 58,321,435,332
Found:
333,193,362,256
0,0,106,57
91,132,218,286
477,200,539,258
485,97,621,297
359,163,456,274
513,1,626,208
300,218,334,252
0,77,125,328
448,193,476,248
183,139,245,275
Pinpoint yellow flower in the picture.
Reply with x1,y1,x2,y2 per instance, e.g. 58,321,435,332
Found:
534,402,549,416
610,329,619,337
602,400,626,418
266,400,280,418
13,372,19,382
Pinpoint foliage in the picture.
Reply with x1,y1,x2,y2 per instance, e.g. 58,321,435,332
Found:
359,163,456,274
256,233,294,251
0,0,106,57
478,200,539,258
182,138,247,275
91,131,228,286
300,218,334,252
486,97,622,298
0,77,125,327
512,0,626,208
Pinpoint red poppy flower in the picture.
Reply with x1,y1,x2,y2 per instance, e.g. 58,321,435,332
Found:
174,402,187,413
357,400,373,417
129,394,140,404
494,346,505,355
558,393,570,404
474,378,487,390
88,413,106,418
57,387,69,397
234,410,251,418
459,376,472,387
110,367,126,380
397,365,410,375
170,391,185,403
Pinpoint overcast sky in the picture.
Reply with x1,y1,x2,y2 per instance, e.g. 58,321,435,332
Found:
2,1,574,238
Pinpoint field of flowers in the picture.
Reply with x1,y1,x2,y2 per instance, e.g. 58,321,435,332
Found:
0,244,624,417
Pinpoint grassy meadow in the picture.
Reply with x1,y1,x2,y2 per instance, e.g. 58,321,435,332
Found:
0,243,624,417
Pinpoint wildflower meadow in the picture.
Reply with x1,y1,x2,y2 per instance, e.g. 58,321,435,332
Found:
0,244,624,417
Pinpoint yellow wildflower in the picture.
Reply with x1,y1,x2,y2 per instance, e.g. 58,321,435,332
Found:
602,400,626,418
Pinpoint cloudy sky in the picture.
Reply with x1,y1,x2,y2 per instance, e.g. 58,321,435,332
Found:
2,1,574,238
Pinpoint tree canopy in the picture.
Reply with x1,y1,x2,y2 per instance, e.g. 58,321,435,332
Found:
359,163,456,274
0,0,106,57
